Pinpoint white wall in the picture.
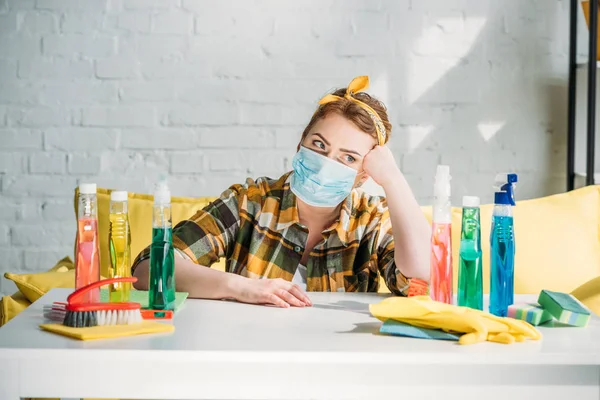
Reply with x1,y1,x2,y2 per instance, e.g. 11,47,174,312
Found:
0,0,580,294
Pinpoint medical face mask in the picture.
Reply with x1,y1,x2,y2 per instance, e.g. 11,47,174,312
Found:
290,146,358,207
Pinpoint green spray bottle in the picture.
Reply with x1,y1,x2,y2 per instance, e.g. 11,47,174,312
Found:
149,178,176,312
457,196,483,310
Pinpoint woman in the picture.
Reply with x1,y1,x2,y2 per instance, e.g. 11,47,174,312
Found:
131,76,430,308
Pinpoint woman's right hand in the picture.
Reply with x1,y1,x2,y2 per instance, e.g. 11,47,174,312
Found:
232,277,312,308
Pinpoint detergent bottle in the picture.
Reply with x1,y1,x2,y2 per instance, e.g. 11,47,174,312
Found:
149,178,176,312
108,190,132,302
430,165,453,304
75,183,101,303
489,173,518,317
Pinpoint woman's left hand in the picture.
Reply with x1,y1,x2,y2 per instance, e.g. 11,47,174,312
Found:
362,146,402,188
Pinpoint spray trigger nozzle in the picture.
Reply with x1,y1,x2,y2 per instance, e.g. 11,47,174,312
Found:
493,173,518,206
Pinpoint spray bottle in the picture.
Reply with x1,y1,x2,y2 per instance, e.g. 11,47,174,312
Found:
75,183,101,303
149,178,176,312
489,173,518,317
108,190,132,302
457,196,483,310
430,165,453,304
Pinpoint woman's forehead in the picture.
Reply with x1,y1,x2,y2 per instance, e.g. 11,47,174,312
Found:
309,115,377,151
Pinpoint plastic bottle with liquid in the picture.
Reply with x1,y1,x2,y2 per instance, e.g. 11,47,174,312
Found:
430,165,453,304
149,179,176,312
108,190,132,302
75,183,101,303
457,196,483,310
489,173,518,317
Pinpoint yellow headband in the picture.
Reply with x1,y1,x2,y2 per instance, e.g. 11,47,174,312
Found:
317,75,387,146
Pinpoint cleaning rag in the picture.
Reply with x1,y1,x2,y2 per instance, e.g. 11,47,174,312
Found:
370,295,542,345
40,321,174,341
380,320,460,341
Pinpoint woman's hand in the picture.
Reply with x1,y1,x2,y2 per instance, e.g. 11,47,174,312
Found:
362,145,402,188
232,277,312,308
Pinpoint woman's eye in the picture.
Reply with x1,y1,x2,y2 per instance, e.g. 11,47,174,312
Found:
344,155,356,163
313,140,325,149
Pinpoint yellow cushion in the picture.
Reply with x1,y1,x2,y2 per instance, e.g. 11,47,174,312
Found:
73,185,600,296
571,275,600,316
381,185,600,296
74,188,225,278
481,185,599,294
0,290,30,326
444,185,600,295
3,256,76,303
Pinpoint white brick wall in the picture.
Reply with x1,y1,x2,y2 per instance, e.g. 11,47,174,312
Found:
0,0,580,294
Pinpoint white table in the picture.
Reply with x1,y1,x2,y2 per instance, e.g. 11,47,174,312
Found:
0,289,599,400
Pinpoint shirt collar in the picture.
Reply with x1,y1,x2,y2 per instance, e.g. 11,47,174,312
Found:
273,172,300,231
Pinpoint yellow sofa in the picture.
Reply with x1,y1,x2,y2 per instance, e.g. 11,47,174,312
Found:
76,183,600,297
3,184,600,328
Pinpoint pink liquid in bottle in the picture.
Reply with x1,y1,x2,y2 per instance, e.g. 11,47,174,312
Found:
430,222,452,304
75,217,100,303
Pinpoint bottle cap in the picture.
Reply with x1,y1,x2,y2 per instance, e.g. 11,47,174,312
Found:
79,183,96,195
434,165,451,198
111,190,128,202
154,180,171,205
462,195,480,207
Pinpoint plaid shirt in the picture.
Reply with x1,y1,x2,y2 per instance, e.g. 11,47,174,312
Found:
132,172,411,295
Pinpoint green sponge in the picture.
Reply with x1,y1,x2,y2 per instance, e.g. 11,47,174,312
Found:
538,290,591,327
507,303,553,326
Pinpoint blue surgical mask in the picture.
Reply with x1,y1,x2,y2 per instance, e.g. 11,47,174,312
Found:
290,146,358,207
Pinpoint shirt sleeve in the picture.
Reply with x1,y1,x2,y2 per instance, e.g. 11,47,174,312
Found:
131,185,242,275
375,206,411,296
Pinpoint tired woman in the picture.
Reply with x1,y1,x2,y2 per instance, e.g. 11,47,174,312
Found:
131,76,430,308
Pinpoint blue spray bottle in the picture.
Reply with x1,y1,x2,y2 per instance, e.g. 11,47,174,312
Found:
489,173,518,317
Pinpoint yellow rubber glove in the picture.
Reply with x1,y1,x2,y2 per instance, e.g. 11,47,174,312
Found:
369,295,541,345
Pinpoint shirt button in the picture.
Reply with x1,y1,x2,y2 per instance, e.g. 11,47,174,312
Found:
294,246,302,253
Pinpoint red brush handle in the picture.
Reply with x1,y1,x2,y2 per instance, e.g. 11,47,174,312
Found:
67,302,141,312
67,277,138,304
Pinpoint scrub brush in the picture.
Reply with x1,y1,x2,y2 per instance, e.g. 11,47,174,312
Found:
61,277,143,327
43,277,172,325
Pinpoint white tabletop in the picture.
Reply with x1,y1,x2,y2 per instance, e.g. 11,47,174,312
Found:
1,289,599,400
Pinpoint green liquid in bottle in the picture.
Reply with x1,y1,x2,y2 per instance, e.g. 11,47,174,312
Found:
149,225,175,312
458,206,483,310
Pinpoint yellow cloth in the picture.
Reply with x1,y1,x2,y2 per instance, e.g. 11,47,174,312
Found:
39,320,174,341
369,296,541,345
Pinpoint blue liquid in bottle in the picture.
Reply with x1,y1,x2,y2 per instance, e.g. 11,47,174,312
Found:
489,215,515,317
489,173,517,317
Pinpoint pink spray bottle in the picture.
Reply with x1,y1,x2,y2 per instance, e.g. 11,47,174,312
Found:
430,165,453,304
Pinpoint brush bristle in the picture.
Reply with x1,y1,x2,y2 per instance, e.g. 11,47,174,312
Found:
43,305,67,322
63,309,143,327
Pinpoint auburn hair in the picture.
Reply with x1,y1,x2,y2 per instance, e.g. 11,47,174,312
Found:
301,87,392,144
